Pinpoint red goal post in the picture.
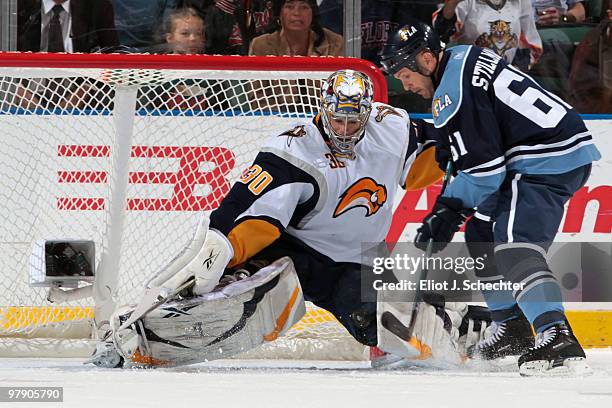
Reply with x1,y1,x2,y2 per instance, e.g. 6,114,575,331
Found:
0,53,386,360
0,52,387,98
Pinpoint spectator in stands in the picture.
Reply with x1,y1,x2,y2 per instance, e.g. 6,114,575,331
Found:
110,0,180,51
17,0,119,52
526,0,586,101
164,6,207,54
569,1,612,113
205,0,275,55
532,0,586,25
143,7,208,112
15,0,119,111
318,0,436,63
433,0,542,71
249,0,343,56
247,0,343,113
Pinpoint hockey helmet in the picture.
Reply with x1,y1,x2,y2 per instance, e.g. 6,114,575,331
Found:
320,70,373,159
379,20,443,76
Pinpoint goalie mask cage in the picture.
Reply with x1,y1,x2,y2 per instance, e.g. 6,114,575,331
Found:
0,53,387,361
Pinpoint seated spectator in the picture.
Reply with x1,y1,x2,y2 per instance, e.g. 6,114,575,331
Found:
205,0,275,55
143,7,207,112
569,1,612,113
318,0,436,63
164,6,206,53
14,0,119,111
248,0,343,113
18,0,119,52
526,0,586,100
249,0,343,56
111,0,180,50
434,0,542,70
532,0,586,25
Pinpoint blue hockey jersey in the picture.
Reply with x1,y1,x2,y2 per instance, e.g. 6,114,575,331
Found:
433,45,601,208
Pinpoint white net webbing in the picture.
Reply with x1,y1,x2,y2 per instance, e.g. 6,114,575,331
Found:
0,56,385,359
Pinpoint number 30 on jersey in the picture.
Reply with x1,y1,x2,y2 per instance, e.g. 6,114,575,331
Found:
239,164,273,195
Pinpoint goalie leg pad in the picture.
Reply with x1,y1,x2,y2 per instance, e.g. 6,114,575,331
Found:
116,257,305,368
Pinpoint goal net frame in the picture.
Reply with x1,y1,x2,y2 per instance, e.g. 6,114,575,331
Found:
0,52,387,360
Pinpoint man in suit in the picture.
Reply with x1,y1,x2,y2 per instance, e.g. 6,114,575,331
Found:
18,0,119,52
14,1,119,111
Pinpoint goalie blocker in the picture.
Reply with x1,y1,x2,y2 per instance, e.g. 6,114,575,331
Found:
90,257,305,368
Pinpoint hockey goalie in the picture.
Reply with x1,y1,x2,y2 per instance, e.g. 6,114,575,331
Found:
88,69,485,369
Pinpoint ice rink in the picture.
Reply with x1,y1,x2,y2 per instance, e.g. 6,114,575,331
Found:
1,349,611,408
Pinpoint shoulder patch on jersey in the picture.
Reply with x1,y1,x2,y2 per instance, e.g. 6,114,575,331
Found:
374,105,402,122
333,177,387,218
278,125,307,147
433,45,472,128
432,94,453,121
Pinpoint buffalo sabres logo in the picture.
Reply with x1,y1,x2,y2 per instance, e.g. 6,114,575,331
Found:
279,125,306,147
333,177,388,218
375,105,402,122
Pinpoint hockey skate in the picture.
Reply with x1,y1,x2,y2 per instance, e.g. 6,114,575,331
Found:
467,315,534,361
85,309,146,369
85,336,124,368
518,323,593,377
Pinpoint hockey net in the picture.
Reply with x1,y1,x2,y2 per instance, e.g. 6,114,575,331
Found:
0,53,386,360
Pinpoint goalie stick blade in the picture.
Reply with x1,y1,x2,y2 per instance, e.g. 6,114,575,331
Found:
118,277,195,331
380,311,430,360
380,311,412,341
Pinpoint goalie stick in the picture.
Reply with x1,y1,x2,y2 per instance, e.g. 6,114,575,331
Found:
116,277,195,332
380,310,412,341
384,162,454,342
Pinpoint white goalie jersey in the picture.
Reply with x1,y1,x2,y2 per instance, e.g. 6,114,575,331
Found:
210,102,442,267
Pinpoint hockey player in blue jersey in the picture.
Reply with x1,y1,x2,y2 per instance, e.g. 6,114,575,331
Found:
380,21,601,376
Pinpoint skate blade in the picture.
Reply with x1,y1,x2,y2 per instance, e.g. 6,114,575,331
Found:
370,354,404,369
464,355,519,372
371,354,462,370
519,357,594,377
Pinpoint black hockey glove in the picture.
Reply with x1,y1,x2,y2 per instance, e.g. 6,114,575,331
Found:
414,196,472,253
434,143,456,174
434,143,450,172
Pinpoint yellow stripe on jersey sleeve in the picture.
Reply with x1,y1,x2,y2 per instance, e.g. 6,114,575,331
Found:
404,147,444,191
227,218,281,267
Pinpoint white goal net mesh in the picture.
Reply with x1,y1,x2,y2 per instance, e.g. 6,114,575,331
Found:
0,54,385,360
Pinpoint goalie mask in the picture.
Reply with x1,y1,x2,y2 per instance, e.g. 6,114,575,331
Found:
320,70,373,160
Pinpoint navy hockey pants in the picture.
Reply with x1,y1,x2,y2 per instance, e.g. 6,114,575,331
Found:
466,164,592,332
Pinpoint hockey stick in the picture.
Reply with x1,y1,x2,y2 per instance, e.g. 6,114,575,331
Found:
117,276,196,332
381,162,454,342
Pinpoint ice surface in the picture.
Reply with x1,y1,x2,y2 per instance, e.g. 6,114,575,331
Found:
1,350,611,408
